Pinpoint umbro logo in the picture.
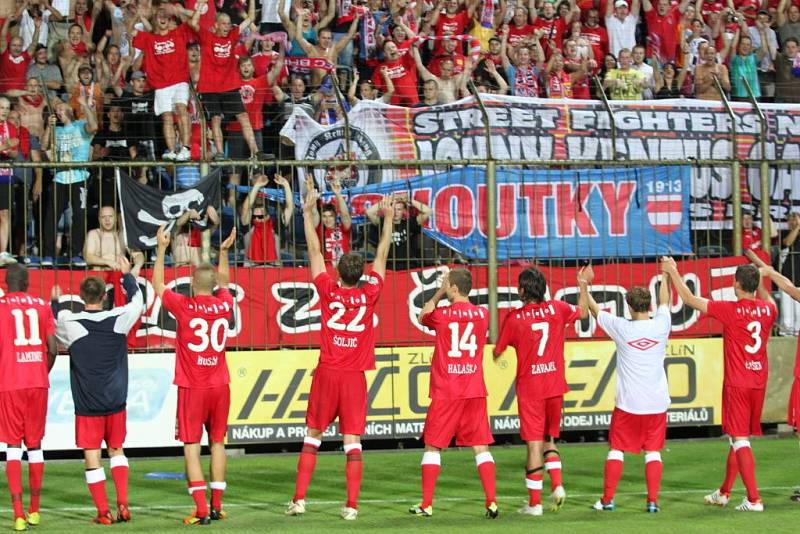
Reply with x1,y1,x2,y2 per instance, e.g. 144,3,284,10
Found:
628,338,658,351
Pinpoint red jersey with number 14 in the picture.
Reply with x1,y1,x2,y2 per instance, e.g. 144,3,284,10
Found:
494,300,581,399
162,288,234,389
0,292,56,391
707,298,776,390
421,301,488,400
314,271,383,372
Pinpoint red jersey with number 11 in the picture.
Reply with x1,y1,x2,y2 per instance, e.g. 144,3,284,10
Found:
707,298,776,390
0,292,56,391
162,289,234,389
494,300,581,399
421,301,488,400
314,271,383,372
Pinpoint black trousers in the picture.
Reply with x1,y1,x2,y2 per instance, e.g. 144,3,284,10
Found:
42,180,89,258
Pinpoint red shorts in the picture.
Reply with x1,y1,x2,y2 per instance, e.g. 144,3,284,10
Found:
722,386,765,437
518,395,563,442
75,410,127,449
422,397,494,449
176,385,231,443
789,378,800,430
609,408,667,453
306,367,367,436
0,388,48,447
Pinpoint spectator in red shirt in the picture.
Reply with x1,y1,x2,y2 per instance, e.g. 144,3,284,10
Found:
309,176,352,266
533,0,579,57
581,8,610,62
644,0,692,63
506,4,537,48
240,173,294,266
0,16,40,94
373,40,419,106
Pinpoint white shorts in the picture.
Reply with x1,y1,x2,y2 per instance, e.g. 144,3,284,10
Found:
154,82,190,116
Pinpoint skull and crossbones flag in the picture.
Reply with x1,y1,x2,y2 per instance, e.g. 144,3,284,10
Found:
116,167,222,249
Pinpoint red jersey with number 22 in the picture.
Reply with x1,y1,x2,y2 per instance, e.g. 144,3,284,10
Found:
162,288,234,389
707,298,776,390
0,293,56,391
314,271,383,372
421,301,488,400
494,300,581,399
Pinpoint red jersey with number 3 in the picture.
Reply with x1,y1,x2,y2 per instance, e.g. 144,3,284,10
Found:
162,288,234,389
421,301,488,400
314,271,383,372
494,300,581,399
0,293,56,391
707,299,776,390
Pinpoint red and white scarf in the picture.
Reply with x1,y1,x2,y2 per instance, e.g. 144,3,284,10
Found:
285,57,335,73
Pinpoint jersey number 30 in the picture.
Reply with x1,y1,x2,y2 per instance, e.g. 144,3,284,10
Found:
188,317,228,353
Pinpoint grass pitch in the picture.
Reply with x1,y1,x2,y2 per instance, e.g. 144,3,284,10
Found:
3,437,800,533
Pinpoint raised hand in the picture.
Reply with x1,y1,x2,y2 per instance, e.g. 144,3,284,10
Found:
220,227,237,250
156,224,171,249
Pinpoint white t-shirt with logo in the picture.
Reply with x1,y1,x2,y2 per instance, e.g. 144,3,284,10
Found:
597,305,671,414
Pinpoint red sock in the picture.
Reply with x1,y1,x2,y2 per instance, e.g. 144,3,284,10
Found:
644,452,663,503
344,444,363,509
6,448,25,519
293,437,320,502
210,481,226,510
602,451,624,503
526,469,544,506
420,452,441,508
544,452,563,491
475,453,496,506
85,468,109,515
188,480,208,517
720,446,738,495
110,456,129,506
734,441,760,502
27,450,44,514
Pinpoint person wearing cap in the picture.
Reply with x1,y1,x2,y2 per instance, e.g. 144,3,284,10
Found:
27,43,63,100
605,0,640,59
749,9,778,101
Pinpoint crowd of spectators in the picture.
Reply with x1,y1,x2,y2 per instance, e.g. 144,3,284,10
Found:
0,0,796,271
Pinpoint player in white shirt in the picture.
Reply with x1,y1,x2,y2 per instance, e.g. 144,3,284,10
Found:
577,265,672,513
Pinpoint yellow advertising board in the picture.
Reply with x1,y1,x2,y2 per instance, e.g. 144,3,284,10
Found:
226,338,723,443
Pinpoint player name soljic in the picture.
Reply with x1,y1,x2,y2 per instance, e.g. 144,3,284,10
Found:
196,355,219,366
447,363,478,374
530,361,557,375
333,335,358,348
16,351,44,363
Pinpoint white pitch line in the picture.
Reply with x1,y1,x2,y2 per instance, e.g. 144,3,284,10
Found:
1,487,797,514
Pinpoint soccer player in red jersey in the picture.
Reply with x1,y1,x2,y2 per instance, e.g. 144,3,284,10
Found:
0,265,56,531
741,250,800,501
409,269,497,519
153,225,237,525
286,189,394,521
493,267,587,516
578,266,672,513
662,256,775,512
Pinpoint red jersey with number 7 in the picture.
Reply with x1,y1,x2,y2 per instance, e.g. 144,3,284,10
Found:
421,301,488,400
706,298,776,390
494,300,581,399
314,271,383,372
0,293,56,391
162,288,234,388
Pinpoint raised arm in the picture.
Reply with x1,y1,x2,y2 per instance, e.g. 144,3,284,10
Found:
412,45,436,81
330,176,351,230
278,0,297,38
316,0,336,30
274,173,295,225
0,17,10,54
333,12,363,55
778,0,789,26
577,265,601,318
153,225,171,298
660,256,709,314
370,196,395,278
658,272,671,307
216,228,236,289
239,173,269,226
500,27,511,71
303,187,325,278
418,273,447,323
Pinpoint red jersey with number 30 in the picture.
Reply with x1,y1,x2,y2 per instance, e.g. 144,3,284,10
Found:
162,288,234,389
421,301,488,400
314,271,383,372
0,293,56,391
494,300,581,399
707,299,776,390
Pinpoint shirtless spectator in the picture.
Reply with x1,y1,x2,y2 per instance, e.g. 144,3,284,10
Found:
694,44,730,99
412,44,472,103
83,206,129,270
295,12,361,87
